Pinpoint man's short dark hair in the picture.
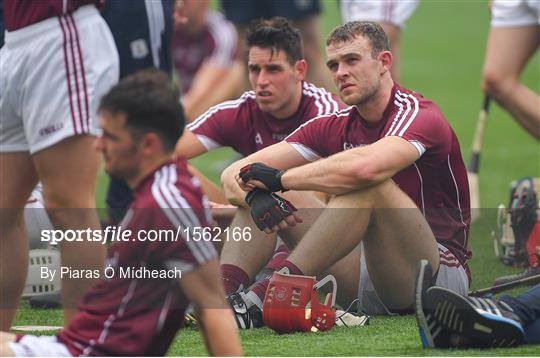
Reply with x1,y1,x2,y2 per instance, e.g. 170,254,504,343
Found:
99,69,184,152
246,17,304,64
326,21,390,58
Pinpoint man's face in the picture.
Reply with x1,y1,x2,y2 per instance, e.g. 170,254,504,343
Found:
248,47,303,118
94,111,141,181
325,35,382,106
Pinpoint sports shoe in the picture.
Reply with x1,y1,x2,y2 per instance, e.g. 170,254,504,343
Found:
424,286,525,348
414,259,454,348
227,292,264,329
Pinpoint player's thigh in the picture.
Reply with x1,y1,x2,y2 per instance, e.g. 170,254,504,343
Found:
33,135,100,207
362,182,439,309
0,332,16,357
0,153,38,209
484,25,540,79
20,5,118,155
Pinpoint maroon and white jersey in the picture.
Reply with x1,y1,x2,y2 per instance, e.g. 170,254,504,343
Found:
187,82,346,156
57,159,217,356
286,84,471,268
4,0,102,31
171,10,237,93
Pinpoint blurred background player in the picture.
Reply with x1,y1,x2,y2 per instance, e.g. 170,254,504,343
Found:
102,0,174,225
482,0,540,139
0,0,119,329
340,0,419,82
171,0,244,122
0,69,243,357
175,16,345,293
220,0,334,91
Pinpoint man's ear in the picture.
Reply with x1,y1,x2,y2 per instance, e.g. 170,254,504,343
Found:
295,59,307,81
379,50,393,75
140,132,162,156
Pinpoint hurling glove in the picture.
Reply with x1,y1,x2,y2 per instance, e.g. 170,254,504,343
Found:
245,189,296,231
239,162,287,192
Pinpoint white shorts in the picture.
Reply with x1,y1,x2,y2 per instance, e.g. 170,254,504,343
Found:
491,0,540,27
0,5,119,154
357,243,469,315
8,335,71,357
340,0,420,29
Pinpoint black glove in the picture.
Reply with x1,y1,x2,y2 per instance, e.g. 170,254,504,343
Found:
245,189,296,231
239,162,287,192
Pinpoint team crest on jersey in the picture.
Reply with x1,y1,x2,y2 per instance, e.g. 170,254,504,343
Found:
343,142,367,151
130,39,149,59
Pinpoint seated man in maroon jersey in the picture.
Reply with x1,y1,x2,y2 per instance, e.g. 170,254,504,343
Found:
174,17,346,295
220,21,472,329
0,70,242,356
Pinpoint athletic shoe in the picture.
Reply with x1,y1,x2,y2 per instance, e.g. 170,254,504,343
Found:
424,286,525,348
227,292,264,329
414,259,453,348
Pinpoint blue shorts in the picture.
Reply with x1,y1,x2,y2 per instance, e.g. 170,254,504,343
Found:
220,0,321,25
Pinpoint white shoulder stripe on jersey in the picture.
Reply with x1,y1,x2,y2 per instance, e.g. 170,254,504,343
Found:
303,82,340,114
286,107,353,140
288,142,322,162
447,155,468,247
396,91,420,136
152,165,216,263
164,165,217,262
385,90,420,137
187,91,255,131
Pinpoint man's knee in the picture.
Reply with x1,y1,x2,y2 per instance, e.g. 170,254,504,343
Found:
482,67,517,99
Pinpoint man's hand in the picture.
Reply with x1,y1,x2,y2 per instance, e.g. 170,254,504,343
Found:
245,189,302,233
238,162,286,192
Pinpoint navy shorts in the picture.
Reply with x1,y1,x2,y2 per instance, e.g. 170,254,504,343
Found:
220,0,321,25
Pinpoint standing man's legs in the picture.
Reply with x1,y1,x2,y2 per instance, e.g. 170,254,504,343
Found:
482,25,540,139
33,136,106,324
0,154,37,330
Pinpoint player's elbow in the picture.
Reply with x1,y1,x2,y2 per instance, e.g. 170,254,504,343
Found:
352,161,385,185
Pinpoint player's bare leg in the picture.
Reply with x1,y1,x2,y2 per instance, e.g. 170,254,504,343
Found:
0,331,16,356
220,192,325,284
288,179,440,310
0,154,38,330
294,15,334,91
379,22,402,82
482,26,540,139
33,136,106,325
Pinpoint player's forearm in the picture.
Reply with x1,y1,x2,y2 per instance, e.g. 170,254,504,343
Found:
282,151,383,195
199,308,243,356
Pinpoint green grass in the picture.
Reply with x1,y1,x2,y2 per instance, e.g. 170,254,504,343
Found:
14,0,540,356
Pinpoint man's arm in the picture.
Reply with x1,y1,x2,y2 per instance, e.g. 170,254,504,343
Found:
281,136,419,194
183,61,244,121
221,141,310,206
178,259,243,356
174,129,209,160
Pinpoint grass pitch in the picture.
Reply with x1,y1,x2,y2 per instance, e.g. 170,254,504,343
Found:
14,0,539,356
